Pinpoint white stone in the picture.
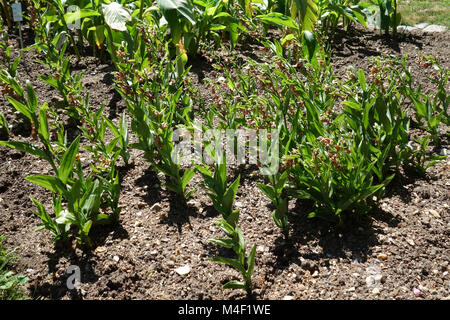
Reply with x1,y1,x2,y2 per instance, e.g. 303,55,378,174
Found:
150,203,162,212
397,25,418,32
175,265,191,276
414,23,430,29
422,24,448,33
256,245,265,253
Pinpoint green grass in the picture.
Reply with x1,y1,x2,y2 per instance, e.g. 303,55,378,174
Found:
399,0,450,28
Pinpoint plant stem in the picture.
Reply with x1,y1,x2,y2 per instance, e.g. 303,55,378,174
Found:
106,25,118,69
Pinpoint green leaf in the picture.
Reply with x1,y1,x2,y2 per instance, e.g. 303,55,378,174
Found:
82,220,93,235
281,33,296,46
25,175,66,194
64,9,101,25
11,54,22,75
247,244,256,275
215,218,235,235
257,183,276,202
302,30,317,61
223,280,245,290
89,25,106,49
209,238,235,248
276,171,289,191
58,136,80,184
55,209,76,225
38,103,50,144
181,168,195,191
256,13,299,30
184,189,196,199
7,97,33,122
39,75,59,90
222,175,240,219
358,69,366,91
294,0,318,31
26,81,38,113
0,141,50,162
157,0,196,25
209,257,246,275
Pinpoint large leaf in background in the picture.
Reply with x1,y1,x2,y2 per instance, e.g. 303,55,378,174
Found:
156,0,196,25
256,12,299,30
294,0,318,31
64,9,101,25
101,2,132,31
302,30,318,61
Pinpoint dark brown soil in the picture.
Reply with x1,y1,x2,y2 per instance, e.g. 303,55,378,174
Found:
0,25,449,300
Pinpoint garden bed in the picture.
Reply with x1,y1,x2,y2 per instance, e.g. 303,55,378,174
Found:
0,24,449,300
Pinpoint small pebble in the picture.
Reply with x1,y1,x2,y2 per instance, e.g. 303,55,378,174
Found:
175,265,191,276
377,253,388,260
428,209,441,218
151,203,162,212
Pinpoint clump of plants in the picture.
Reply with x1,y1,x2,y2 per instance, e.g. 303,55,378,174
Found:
0,83,123,246
197,152,256,295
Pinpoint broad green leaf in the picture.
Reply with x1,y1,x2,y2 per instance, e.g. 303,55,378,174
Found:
276,171,289,191
38,103,50,144
181,168,195,190
55,209,76,225
358,69,366,91
0,141,50,162
7,97,33,122
82,220,93,234
256,13,299,30
26,81,38,113
25,175,66,194
257,183,276,202
58,136,80,184
281,33,296,46
209,238,235,248
302,30,317,61
294,0,318,31
64,9,101,25
209,256,246,274
89,25,106,49
222,175,240,218
156,0,196,25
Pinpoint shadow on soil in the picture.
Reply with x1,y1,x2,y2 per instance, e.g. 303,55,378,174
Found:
268,196,403,274
32,245,95,300
32,223,129,300
331,25,425,57
163,193,199,233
